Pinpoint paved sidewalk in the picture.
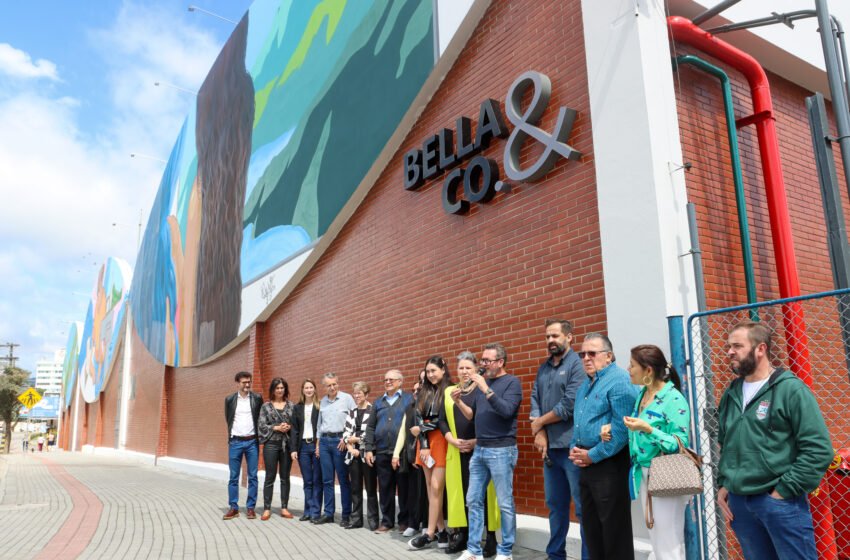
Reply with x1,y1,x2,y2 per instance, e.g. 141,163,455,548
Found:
0,447,547,560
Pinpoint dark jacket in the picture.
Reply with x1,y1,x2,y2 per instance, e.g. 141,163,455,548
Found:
224,391,263,442
363,391,414,455
290,401,320,453
718,368,833,498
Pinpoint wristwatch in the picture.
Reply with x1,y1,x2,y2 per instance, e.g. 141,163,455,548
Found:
485,389,494,397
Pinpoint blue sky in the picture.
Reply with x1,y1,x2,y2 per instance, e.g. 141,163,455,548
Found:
0,1,251,372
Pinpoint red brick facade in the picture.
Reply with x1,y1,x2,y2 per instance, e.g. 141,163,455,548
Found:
69,1,848,520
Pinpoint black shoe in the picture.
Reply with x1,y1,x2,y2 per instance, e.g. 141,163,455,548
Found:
483,532,497,558
445,534,467,554
299,514,311,521
340,518,351,528
437,530,449,549
408,533,435,550
345,522,363,529
312,515,333,525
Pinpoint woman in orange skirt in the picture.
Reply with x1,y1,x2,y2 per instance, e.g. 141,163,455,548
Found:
407,355,451,551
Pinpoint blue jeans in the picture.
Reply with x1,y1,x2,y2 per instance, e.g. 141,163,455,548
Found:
545,448,589,560
467,446,518,557
298,441,322,518
228,438,258,509
728,492,817,560
319,436,351,517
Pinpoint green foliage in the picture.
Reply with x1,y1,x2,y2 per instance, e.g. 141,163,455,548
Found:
0,366,31,453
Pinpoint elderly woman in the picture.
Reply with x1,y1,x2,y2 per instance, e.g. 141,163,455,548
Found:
343,381,378,530
258,377,295,521
441,351,499,556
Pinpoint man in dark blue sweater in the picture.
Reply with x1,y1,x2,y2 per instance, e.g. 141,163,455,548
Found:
453,343,523,560
363,369,414,533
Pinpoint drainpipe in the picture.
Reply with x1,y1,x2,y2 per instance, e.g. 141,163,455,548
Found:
674,55,758,311
667,16,837,559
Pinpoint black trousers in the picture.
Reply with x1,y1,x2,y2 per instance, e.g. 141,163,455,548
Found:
262,441,292,510
374,454,410,528
579,448,633,560
349,457,379,528
405,465,428,530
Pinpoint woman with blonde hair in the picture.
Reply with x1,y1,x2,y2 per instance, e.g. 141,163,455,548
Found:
290,379,322,521
343,381,378,530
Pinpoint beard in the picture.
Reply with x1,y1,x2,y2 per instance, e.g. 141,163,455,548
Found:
731,348,757,377
548,342,566,356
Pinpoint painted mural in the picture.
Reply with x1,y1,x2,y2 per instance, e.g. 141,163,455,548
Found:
131,0,436,366
78,257,132,403
62,321,83,409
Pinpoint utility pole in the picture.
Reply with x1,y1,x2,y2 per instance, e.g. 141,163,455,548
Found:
0,342,19,369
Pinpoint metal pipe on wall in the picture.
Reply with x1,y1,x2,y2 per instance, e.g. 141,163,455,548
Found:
816,0,850,211
675,55,758,310
667,16,838,559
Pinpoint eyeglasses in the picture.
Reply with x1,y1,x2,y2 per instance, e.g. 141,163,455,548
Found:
384,378,402,383
480,358,502,365
578,351,607,359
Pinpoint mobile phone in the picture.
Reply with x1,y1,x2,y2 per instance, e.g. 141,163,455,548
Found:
424,454,436,468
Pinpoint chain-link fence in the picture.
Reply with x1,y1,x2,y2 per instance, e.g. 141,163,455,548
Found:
687,289,850,560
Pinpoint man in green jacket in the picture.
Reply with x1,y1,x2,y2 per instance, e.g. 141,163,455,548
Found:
717,321,833,560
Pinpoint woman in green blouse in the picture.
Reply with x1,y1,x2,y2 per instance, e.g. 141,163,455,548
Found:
624,344,691,560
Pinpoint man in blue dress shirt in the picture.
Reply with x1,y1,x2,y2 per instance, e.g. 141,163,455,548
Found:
569,333,636,560
530,318,587,560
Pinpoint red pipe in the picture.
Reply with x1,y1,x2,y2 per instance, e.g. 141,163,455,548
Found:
667,16,837,559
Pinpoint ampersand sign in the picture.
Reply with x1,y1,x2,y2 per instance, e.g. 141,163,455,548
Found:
503,71,581,182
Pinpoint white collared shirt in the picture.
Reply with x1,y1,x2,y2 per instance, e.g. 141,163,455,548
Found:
231,392,255,437
303,403,314,440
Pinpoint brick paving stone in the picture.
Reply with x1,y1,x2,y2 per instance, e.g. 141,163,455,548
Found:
0,445,547,560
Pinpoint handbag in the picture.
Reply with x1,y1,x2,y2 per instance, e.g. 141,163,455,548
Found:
644,435,702,529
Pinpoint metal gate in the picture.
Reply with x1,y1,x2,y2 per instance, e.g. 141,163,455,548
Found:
686,289,850,559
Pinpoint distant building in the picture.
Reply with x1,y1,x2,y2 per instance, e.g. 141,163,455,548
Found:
35,350,64,396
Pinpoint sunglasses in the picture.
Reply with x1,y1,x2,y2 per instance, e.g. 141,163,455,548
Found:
578,350,607,359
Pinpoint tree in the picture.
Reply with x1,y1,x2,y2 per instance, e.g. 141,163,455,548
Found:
0,367,31,453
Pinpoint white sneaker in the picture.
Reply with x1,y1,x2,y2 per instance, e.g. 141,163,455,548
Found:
402,527,416,537
494,555,512,560
455,552,481,560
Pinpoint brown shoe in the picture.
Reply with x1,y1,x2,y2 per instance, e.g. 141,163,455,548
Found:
374,526,392,534
246,508,257,519
261,510,271,521
222,508,240,520
281,508,293,519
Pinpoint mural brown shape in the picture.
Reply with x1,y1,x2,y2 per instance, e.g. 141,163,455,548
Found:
193,15,255,362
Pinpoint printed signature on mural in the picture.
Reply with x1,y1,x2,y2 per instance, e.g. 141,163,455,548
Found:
261,275,276,305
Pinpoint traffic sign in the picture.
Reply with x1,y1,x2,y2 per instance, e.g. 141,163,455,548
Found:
17,388,42,409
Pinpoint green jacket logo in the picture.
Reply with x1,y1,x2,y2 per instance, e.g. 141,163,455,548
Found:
756,400,770,420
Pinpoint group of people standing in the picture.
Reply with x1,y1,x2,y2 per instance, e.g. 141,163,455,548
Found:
223,318,834,560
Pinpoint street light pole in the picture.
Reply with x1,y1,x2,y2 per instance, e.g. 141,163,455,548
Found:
187,4,237,24
153,81,197,96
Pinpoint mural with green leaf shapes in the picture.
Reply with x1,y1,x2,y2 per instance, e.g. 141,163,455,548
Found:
131,0,435,366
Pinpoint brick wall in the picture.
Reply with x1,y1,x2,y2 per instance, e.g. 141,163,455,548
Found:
166,339,251,462
125,327,166,455
673,47,846,306
99,344,123,449
247,0,601,516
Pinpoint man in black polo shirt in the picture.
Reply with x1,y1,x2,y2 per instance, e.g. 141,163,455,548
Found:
453,343,523,560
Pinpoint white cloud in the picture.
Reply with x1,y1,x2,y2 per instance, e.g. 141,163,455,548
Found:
0,43,59,81
0,1,228,372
